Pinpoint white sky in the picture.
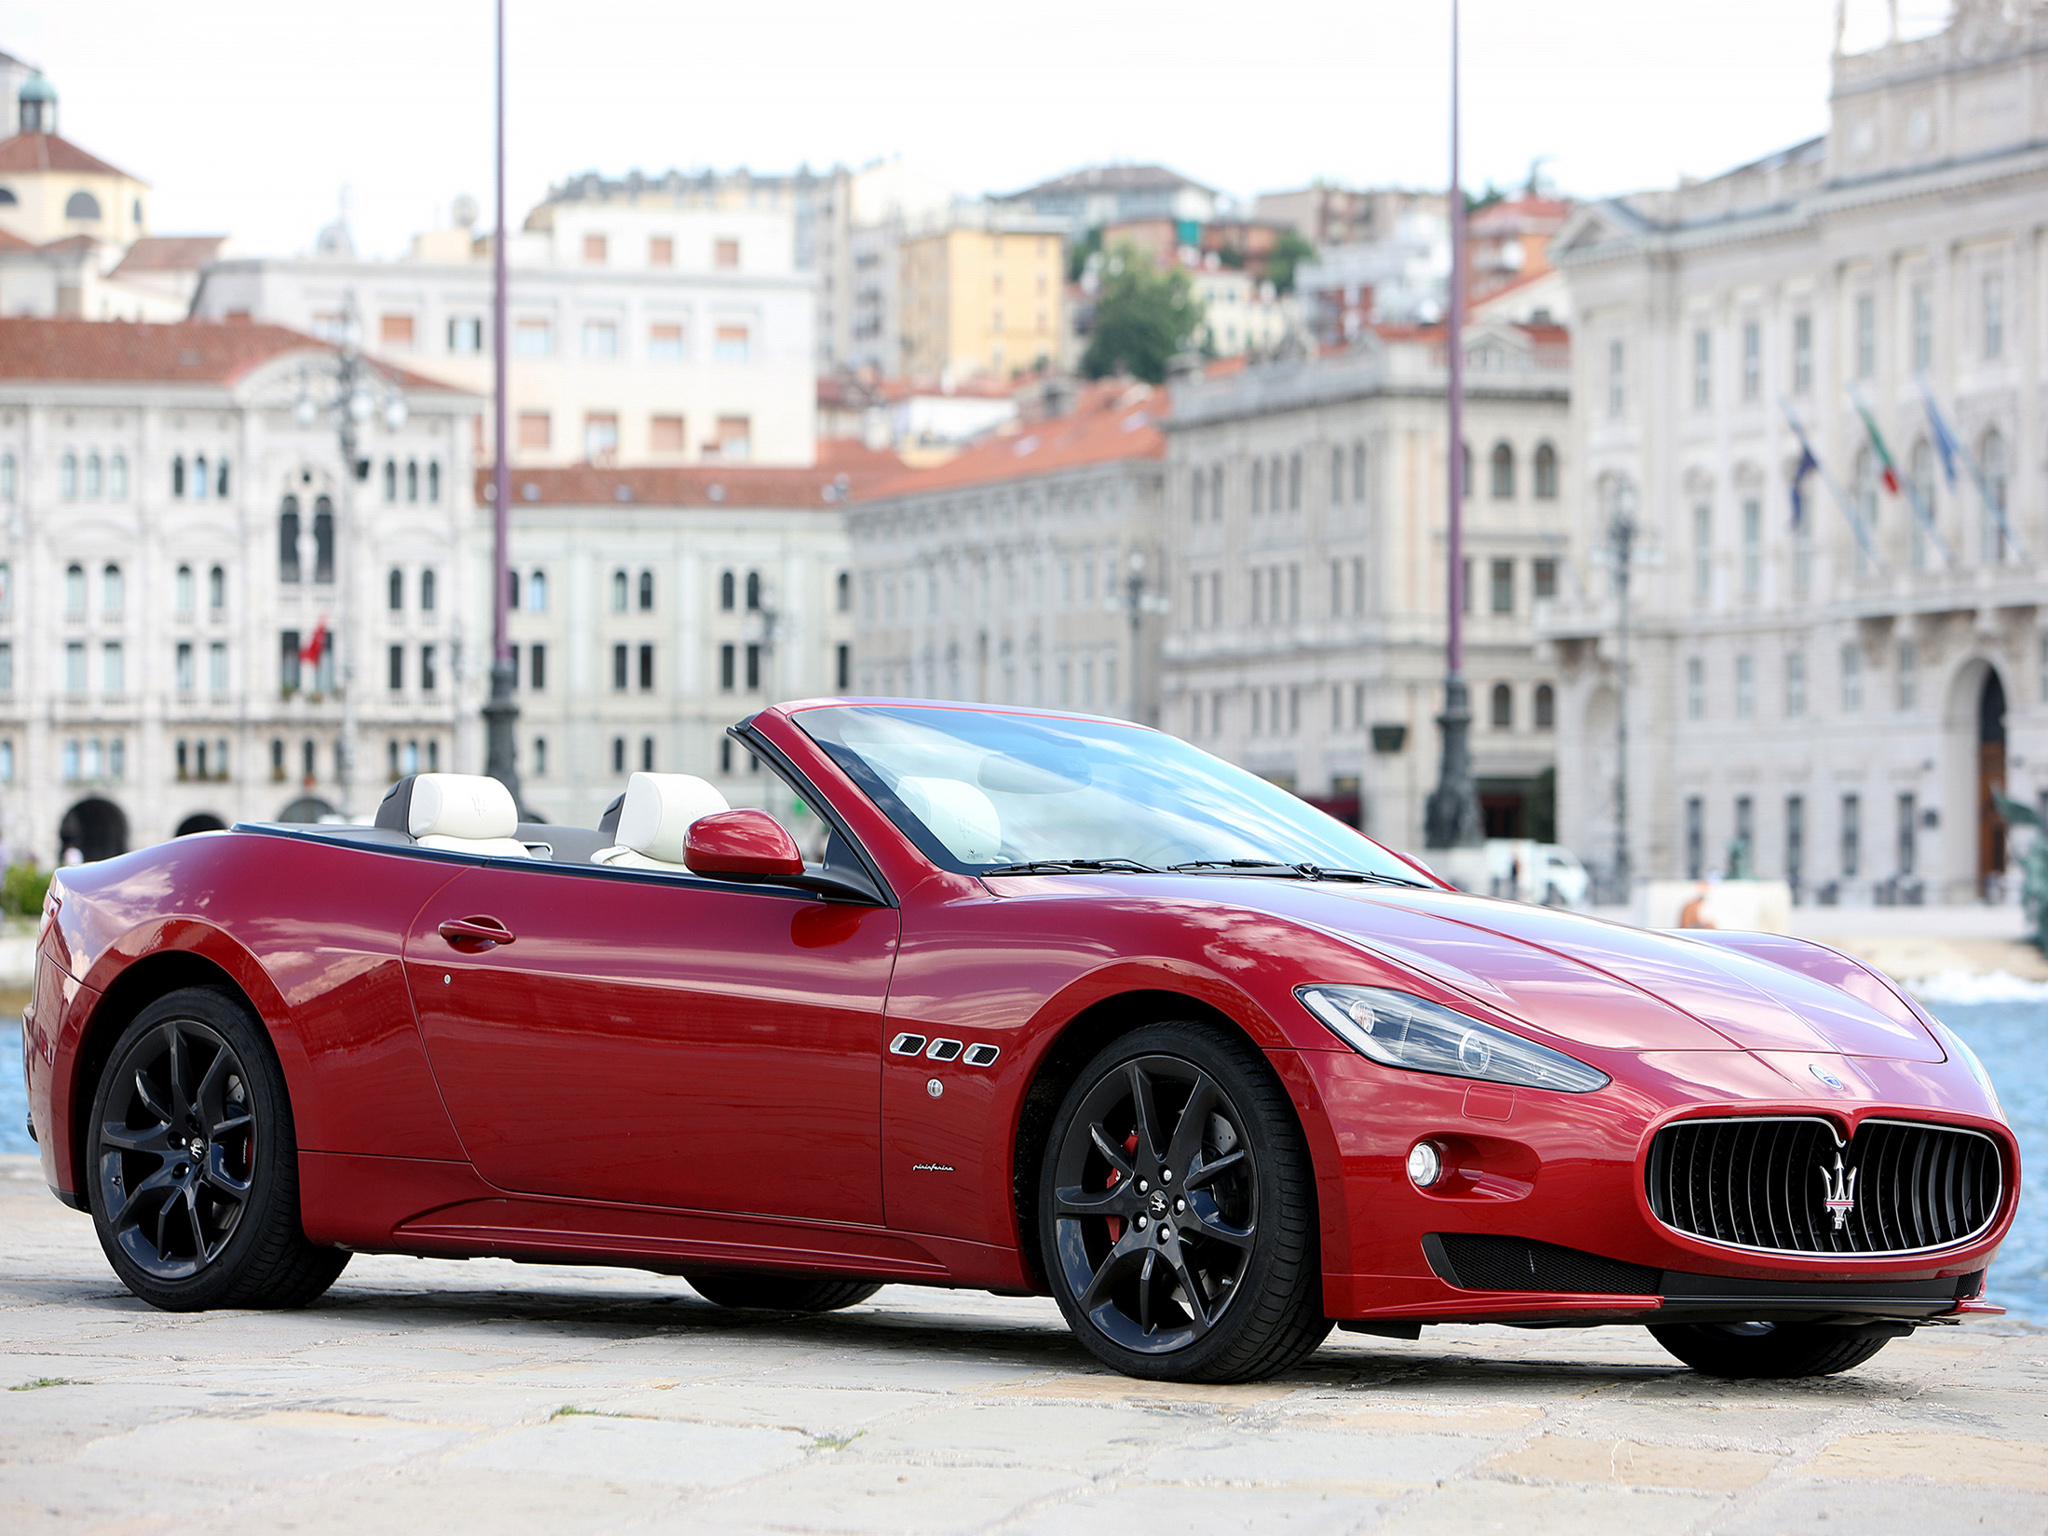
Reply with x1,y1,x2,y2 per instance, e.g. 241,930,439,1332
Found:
5,1,1953,261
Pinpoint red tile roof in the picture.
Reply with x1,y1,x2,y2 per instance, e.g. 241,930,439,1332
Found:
111,235,227,275
479,457,898,510
855,380,1167,500
0,227,35,252
0,316,471,392
0,132,137,181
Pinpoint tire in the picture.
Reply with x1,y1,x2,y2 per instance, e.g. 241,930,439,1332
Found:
87,986,349,1312
1038,1020,1331,1383
685,1272,884,1313
1648,1321,1897,1379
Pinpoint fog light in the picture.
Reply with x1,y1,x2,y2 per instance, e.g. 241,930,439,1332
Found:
1406,1141,1443,1188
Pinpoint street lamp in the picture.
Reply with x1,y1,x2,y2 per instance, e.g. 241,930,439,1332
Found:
1424,0,1483,857
483,0,522,811
1605,474,1638,902
291,296,407,817
1122,546,1168,725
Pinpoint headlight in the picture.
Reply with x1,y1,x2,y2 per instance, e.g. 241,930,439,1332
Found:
1928,1018,2002,1117
1297,984,1609,1094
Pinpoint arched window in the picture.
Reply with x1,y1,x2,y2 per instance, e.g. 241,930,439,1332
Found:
1490,682,1513,729
719,570,736,610
192,454,208,501
421,568,437,612
102,563,123,614
1490,442,1514,499
1,451,15,499
171,455,185,497
176,564,194,613
1329,446,1343,504
427,460,441,501
745,570,762,611
84,452,101,497
1534,682,1555,729
312,496,335,584
216,457,230,497
638,570,654,611
640,736,655,772
1980,429,2008,563
524,569,542,612
1533,442,1558,498
836,570,851,612
65,190,101,221
610,569,628,611
1852,447,1878,570
1460,441,1472,500
507,569,521,609
611,736,626,774
405,459,419,502
388,568,404,611
278,496,301,583
383,459,397,502
1352,441,1366,502
59,451,77,499
208,565,225,611
1250,458,1263,515
108,452,127,498
65,562,85,614
0,188,14,206
1191,468,1205,522
1287,452,1302,510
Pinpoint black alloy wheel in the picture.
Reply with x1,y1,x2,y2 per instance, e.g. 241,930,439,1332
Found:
88,988,349,1311
1648,1320,1898,1379
1040,1021,1329,1382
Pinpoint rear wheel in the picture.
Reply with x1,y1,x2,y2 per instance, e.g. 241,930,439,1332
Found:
685,1272,883,1313
1038,1021,1329,1383
87,987,348,1311
1648,1321,1896,1379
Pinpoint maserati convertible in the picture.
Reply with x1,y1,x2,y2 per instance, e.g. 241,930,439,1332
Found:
24,701,2017,1383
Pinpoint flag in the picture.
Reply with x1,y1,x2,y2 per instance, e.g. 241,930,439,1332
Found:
299,620,329,668
1851,394,1901,494
1920,378,1961,487
1790,442,1817,529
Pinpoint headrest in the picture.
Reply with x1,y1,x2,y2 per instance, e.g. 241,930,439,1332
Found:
615,773,730,863
896,776,1002,863
408,774,520,842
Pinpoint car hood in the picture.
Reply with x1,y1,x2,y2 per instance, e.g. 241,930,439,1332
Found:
1211,880,1944,1061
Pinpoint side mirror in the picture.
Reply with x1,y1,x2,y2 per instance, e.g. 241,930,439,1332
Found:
684,809,804,878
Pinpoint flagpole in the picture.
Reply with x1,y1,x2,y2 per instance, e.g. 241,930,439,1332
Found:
1780,399,1887,576
1850,383,1955,570
482,0,523,808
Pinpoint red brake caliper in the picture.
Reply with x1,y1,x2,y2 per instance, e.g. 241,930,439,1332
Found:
1104,1130,1140,1241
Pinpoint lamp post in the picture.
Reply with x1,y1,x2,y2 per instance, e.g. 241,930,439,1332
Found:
1424,0,1482,855
1606,475,1638,902
482,0,523,808
1123,546,1168,725
293,296,407,819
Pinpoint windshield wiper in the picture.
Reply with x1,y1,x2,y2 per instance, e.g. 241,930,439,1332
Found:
1169,859,1428,888
982,858,1163,875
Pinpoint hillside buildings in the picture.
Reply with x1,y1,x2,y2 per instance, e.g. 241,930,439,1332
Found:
1543,0,2048,903
895,206,1067,382
0,317,479,863
1162,322,1572,841
998,164,1223,235
846,381,1170,723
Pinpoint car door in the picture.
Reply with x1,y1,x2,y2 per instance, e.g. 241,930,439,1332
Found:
402,859,898,1227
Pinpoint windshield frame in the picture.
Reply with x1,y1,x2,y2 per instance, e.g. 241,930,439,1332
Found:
791,701,1425,884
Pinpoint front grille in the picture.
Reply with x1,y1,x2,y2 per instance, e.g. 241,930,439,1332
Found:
1647,1116,2002,1256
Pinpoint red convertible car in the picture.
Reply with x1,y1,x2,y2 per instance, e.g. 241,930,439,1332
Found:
24,701,2017,1383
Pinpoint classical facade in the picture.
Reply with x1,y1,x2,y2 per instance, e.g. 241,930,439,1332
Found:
0,318,479,863
1546,0,2048,904
488,460,876,832
1162,323,1572,844
191,199,815,469
845,381,1169,723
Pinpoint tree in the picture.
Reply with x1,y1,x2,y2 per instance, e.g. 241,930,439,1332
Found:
1066,225,1102,284
1081,244,1204,384
1266,230,1316,295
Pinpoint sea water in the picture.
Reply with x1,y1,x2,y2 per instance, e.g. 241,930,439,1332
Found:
3,994,2042,1321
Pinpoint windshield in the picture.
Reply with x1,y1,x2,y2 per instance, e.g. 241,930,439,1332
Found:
796,704,1423,881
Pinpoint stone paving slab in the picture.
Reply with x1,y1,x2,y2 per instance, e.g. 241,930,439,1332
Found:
1,1155,2044,1534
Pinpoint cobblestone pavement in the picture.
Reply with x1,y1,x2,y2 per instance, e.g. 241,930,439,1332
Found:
2,1158,2043,1535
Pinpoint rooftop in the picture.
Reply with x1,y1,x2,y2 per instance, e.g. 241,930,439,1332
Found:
856,379,1167,500
1002,163,1218,200
0,130,138,182
110,235,228,275
0,317,468,392
481,445,902,511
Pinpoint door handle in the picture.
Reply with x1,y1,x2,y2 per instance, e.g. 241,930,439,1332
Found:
439,916,516,949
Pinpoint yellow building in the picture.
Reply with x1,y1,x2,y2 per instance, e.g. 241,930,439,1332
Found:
898,211,1065,381
0,72,151,250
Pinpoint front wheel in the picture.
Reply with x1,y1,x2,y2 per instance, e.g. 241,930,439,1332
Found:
88,987,349,1311
1648,1321,1897,1379
1038,1021,1330,1383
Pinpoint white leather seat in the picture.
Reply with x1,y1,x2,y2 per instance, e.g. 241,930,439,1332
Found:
409,773,532,858
593,773,730,871
896,776,1002,862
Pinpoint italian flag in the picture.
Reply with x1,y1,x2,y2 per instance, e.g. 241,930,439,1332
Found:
1853,398,1901,495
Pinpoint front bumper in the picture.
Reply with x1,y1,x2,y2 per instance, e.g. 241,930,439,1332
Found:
1293,1045,2018,1324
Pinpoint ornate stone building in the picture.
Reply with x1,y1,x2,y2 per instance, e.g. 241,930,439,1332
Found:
1546,0,2048,903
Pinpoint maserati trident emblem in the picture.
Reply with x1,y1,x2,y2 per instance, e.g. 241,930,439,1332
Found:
1818,1153,1858,1230
1810,1063,1846,1092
